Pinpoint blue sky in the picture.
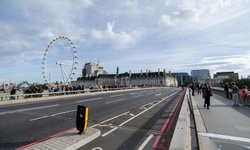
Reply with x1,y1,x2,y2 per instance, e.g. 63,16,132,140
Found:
1,0,250,84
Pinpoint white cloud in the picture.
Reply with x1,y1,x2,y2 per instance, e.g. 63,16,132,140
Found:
159,15,175,26
91,21,142,49
1,0,250,83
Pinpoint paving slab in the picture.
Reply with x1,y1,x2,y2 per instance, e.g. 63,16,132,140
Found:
17,128,100,150
192,92,250,150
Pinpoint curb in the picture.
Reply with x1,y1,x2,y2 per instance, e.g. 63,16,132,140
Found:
169,89,191,150
191,95,216,150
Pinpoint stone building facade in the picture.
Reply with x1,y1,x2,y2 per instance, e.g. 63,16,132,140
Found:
72,71,177,88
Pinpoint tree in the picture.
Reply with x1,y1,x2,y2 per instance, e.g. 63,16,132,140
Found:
220,78,235,87
221,78,250,90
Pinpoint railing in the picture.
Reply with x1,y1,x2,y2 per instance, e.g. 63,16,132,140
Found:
0,87,136,101
211,87,250,99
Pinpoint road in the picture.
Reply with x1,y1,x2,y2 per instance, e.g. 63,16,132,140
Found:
0,87,184,150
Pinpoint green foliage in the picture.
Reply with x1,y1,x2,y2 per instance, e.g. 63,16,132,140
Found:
221,78,250,90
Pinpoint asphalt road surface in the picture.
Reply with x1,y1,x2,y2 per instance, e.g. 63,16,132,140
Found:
0,87,184,150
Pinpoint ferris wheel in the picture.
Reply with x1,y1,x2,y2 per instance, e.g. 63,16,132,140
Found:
42,36,78,85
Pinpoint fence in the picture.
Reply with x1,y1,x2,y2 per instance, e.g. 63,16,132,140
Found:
0,87,136,101
211,87,250,105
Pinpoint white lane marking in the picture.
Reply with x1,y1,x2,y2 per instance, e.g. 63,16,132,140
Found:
91,111,130,128
133,95,143,98
130,92,143,95
155,93,162,96
129,113,135,117
105,98,127,104
101,92,178,137
198,132,250,143
100,111,130,124
30,116,50,121
92,147,103,150
102,127,119,137
147,92,154,95
75,97,103,103
138,134,154,150
51,109,76,116
0,104,60,115
30,109,76,121
110,94,124,97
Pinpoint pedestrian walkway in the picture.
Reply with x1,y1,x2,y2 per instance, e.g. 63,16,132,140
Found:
16,128,100,150
191,92,250,150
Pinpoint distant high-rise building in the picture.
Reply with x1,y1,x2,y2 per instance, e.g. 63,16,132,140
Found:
191,69,210,82
172,72,191,86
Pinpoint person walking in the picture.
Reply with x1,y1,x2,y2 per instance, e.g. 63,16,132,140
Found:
10,86,17,100
202,83,211,109
231,82,240,106
224,82,229,99
191,83,195,96
198,82,203,95
240,85,248,106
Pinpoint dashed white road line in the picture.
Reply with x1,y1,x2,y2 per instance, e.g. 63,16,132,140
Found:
155,93,162,96
30,109,76,121
105,98,127,104
110,94,124,97
147,92,154,95
133,95,143,98
75,97,103,103
92,147,103,150
91,111,129,128
0,104,60,115
30,115,50,121
50,109,76,116
102,127,119,137
100,111,130,124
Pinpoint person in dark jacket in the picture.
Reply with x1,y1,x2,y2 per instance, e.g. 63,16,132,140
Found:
224,82,229,99
191,83,195,96
10,86,17,100
202,83,211,109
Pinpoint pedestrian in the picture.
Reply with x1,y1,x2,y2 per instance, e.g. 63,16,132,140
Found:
240,85,248,106
10,86,17,100
198,82,202,95
202,83,211,109
231,82,240,106
196,82,199,94
191,83,195,96
224,82,229,99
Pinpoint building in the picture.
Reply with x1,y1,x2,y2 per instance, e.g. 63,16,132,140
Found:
72,69,178,88
212,71,239,84
82,62,107,77
213,72,239,80
172,72,191,86
191,69,210,82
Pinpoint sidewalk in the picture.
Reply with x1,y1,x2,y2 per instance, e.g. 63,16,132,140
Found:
16,128,100,150
191,92,250,150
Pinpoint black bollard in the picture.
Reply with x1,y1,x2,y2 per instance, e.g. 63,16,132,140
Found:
76,105,89,134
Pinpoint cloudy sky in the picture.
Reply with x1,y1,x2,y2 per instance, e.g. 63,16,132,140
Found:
1,0,250,84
